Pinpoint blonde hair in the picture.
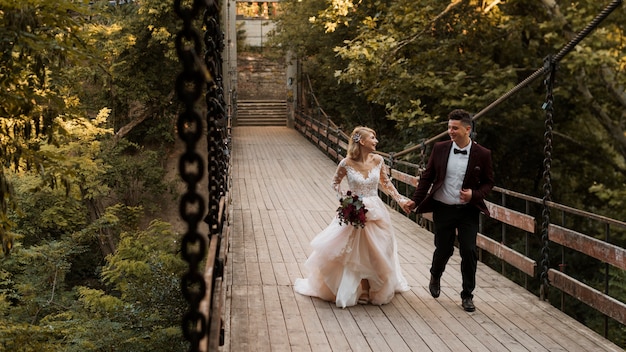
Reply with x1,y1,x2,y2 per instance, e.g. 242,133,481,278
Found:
347,126,375,159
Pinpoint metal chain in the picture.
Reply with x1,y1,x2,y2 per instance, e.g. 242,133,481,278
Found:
203,2,229,347
203,1,228,237
539,56,556,301
174,0,209,350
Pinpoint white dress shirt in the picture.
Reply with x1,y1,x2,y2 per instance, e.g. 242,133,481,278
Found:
433,142,471,205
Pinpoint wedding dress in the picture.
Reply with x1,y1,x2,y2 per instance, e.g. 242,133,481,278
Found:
294,156,410,308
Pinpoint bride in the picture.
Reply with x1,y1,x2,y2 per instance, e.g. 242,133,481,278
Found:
294,126,411,308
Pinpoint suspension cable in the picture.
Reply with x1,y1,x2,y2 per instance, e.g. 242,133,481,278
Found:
552,0,623,63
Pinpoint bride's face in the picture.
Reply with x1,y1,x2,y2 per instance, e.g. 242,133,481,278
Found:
360,132,378,151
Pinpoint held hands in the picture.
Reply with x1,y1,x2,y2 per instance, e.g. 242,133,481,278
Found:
401,200,416,214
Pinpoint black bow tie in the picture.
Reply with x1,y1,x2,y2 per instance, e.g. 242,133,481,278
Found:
454,148,467,155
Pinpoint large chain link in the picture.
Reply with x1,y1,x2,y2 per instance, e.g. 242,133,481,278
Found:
539,56,556,301
174,0,210,350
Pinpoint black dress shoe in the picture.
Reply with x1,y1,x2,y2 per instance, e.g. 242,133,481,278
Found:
462,297,475,312
429,275,440,298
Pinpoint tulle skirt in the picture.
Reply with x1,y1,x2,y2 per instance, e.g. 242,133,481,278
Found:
294,196,410,308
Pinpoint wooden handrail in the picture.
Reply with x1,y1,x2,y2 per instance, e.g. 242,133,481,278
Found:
200,182,231,349
549,224,626,271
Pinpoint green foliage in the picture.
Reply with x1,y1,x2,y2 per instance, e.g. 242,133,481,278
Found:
77,0,180,147
101,220,185,309
1,1,189,349
0,0,101,248
77,220,187,351
0,236,90,352
4,107,113,248
76,203,143,243
0,218,187,351
269,0,388,133
9,174,87,244
101,139,172,212
588,183,626,219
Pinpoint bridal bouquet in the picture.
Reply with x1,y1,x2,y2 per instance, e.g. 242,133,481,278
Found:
337,191,368,228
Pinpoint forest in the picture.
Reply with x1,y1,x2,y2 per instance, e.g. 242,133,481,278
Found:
1,0,189,350
0,0,624,351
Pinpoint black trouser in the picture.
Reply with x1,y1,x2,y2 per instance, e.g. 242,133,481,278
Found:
430,201,479,299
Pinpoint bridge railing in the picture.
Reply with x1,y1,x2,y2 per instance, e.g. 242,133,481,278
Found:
294,109,626,342
197,96,235,352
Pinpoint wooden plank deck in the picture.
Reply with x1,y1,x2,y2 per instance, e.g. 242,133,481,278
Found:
221,126,623,352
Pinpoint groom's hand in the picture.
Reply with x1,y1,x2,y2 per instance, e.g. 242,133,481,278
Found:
402,200,416,214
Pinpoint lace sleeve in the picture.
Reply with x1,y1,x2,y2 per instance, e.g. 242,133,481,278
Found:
379,157,409,206
332,158,348,197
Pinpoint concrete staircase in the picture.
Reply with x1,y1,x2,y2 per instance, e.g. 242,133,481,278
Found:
236,100,287,126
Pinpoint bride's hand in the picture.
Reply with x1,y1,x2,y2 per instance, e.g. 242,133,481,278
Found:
401,200,415,214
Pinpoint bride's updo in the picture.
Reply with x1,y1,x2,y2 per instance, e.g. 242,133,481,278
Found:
347,126,375,159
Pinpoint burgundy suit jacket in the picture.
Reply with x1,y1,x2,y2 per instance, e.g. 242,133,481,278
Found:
411,140,494,216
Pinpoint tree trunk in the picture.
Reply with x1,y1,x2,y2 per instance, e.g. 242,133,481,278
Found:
82,191,116,257
113,90,175,143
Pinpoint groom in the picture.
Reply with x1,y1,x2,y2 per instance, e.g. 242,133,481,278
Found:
403,109,494,312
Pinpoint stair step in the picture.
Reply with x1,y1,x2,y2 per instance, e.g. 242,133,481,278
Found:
236,100,287,126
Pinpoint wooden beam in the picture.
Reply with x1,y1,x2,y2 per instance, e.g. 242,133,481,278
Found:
477,233,537,277
328,149,339,160
201,192,230,351
549,224,626,271
549,269,626,326
486,202,536,233
206,278,224,352
200,234,221,352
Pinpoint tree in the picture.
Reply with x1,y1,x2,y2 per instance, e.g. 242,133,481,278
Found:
1,1,189,349
0,218,186,351
0,0,101,253
538,0,626,218
269,0,394,138
78,0,181,146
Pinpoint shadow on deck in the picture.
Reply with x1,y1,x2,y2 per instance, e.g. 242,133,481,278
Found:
222,126,622,352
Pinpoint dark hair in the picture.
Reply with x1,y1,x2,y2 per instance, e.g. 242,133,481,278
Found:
448,109,472,126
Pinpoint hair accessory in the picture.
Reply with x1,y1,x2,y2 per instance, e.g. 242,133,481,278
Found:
352,133,361,143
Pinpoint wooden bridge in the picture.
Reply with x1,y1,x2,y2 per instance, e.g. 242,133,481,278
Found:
216,126,623,352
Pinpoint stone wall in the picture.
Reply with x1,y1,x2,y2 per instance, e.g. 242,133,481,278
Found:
237,52,286,100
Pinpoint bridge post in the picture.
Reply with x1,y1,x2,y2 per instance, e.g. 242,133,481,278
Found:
286,51,298,128
223,0,238,126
